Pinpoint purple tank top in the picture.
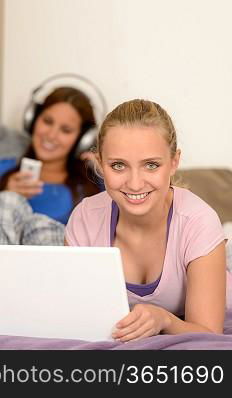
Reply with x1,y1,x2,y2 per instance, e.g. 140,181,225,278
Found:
110,201,173,297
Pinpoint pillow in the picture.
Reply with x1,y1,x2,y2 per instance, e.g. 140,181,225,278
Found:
223,222,232,240
0,124,30,160
176,168,232,224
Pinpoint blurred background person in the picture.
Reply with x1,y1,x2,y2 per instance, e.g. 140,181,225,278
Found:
0,84,105,224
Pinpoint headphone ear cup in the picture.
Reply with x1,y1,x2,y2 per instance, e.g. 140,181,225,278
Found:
23,100,37,134
75,127,98,158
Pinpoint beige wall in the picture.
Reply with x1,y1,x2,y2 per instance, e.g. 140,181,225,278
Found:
1,0,232,169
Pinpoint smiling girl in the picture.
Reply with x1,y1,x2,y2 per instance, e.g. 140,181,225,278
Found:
0,87,100,224
65,99,232,341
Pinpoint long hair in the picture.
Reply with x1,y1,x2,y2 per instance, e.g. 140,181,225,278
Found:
0,87,100,201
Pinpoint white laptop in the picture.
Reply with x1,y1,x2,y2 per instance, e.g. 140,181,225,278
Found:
0,245,129,341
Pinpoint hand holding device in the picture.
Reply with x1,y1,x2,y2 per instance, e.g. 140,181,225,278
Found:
6,157,43,198
20,157,42,180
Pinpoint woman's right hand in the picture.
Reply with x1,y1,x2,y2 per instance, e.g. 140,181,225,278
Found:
6,171,44,199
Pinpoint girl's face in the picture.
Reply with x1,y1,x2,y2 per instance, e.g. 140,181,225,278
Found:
99,125,180,217
32,102,82,164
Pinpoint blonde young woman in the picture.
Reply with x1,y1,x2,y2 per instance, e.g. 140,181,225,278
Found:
65,99,232,342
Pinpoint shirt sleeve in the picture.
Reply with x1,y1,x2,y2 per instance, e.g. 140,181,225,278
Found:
182,206,225,267
65,201,84,246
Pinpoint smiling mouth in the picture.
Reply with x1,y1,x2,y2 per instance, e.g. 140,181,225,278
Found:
41,141,58,151
122,191,151,200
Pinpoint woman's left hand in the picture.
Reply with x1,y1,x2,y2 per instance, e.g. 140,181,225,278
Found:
112,304,170,342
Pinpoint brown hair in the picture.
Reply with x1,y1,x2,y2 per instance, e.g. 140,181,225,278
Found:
0,87,99,204
28,86,96,140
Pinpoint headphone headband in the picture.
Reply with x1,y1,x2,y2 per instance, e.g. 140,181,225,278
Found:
30,73,107,124
23,73,107,156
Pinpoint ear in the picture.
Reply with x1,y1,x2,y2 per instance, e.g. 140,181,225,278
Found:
170,149,181,176
94,153,104,177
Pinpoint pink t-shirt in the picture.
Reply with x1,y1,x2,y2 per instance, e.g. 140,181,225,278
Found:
65,186,232,315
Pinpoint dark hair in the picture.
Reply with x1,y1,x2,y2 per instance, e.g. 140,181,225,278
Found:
0,87,99,202
28,86,97,139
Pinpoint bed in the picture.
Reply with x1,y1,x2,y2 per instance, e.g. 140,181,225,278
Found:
0,126,232,349
0,310,232,350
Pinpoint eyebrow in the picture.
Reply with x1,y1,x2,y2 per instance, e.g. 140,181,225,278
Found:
42,114,76,129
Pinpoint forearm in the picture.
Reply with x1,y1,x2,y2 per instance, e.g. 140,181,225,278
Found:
162,309,222,335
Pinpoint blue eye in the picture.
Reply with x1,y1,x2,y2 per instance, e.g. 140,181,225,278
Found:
146,162,159,170
111,162,125,171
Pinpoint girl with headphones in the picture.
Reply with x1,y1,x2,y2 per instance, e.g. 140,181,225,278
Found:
0,80,105,224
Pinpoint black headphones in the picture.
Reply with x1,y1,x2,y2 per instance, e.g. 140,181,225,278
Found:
23,73,107,156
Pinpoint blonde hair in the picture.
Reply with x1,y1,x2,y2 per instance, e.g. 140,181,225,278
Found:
97,99,177,159
94,99,184,186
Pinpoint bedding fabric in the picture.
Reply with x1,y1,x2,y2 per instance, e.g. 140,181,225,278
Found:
0,310,232,350
0,191,64,245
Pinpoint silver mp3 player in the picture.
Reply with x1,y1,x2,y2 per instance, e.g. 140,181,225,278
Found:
20,157,42,180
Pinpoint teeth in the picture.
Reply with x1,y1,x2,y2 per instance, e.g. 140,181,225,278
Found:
42,141,57,150
126,192,149,200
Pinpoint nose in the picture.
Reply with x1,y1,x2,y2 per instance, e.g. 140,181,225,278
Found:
45,125,59,140
126,169,145,192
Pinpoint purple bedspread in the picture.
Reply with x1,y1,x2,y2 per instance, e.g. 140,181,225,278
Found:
1,311,232,350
